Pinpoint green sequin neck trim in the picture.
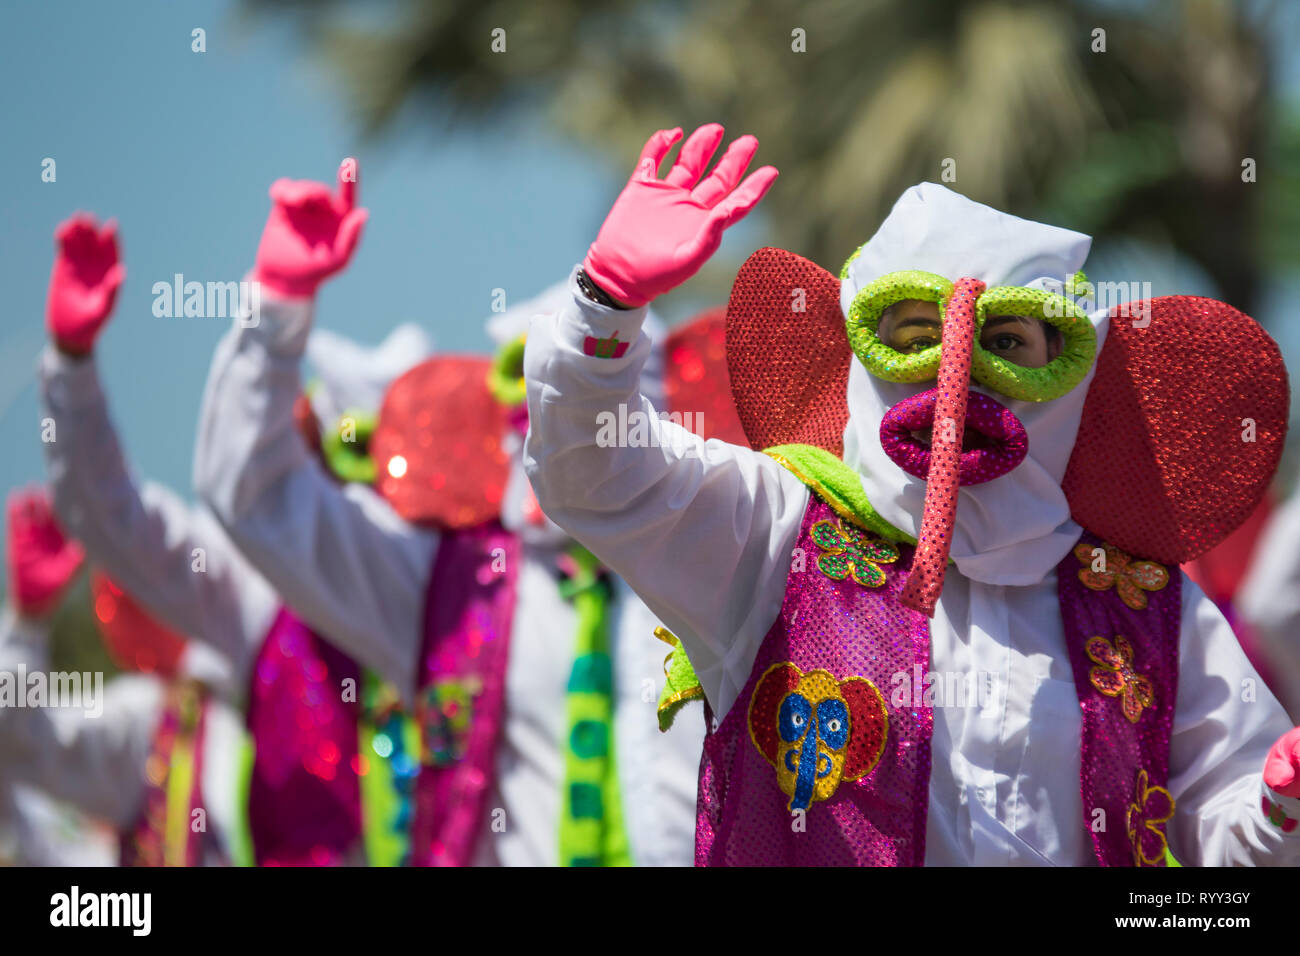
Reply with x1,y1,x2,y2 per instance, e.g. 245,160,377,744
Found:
654,627,705,732
763,443,914,546
487,334,527,407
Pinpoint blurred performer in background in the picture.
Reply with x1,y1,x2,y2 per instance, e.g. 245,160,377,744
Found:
0,491,115,867
195,159,703,866
1,487,246,866
1238,486,1300,721
37,213,431,865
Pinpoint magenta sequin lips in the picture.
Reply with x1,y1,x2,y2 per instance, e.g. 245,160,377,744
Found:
879,387,1028,485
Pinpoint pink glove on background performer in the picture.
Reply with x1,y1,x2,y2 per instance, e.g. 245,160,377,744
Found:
583,124,779,307
6,488,84,618
1264,727,1300,799
45,214,125,355
252,157,369,299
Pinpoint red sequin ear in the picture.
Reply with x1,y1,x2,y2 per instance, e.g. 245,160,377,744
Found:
839,677,890,781
726,248,851,455
371,356,512,530
665,307,749,446
1063,296,1289,564
91,572,187,678
747,662,803,766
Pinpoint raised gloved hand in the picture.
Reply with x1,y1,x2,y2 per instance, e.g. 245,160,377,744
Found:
252,157,369,300
6,487,84,618
1264,727,1300,798
582,124,779,307
46,214,125,355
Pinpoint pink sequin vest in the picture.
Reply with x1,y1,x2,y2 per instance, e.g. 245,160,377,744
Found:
409,522,520,867
245,607,363,866
697,496,1180,866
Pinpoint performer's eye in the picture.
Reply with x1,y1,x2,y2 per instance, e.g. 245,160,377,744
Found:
879,299,943,354
898,335,938,353
980,315,1055,368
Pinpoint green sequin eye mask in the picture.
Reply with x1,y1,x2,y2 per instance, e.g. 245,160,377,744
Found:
487,333,527,407
843,268,1097,402
323,409,378,484
970,285,1096,401
845,270,953,384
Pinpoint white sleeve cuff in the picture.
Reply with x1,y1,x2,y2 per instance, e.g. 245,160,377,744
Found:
1261,778,1300,836
557,265,650,356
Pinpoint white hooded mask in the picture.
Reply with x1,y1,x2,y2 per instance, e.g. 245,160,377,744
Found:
305,323,435,428
839,183,1109,588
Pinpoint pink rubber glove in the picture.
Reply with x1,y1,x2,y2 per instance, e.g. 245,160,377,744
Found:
252,157,369,300
583,124,779,307
6,487,84,618
45,214,125,355
1264,727,1300,798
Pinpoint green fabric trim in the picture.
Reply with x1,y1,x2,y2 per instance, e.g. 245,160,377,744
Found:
839,244,864,281
321,409,378,485
1065,271,1092,298
487,334,527,407
654,627,705,733
359,669,414,867
763,444,915,545
970,286,1097,402
558,546,633,867
228,731,256,867
844,270,953,383
164,698,198,868
1164,845,1183,867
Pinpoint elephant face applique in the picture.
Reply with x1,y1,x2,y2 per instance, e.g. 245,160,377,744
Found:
748,664,889,812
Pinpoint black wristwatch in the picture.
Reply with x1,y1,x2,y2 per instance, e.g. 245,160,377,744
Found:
576,268,630,310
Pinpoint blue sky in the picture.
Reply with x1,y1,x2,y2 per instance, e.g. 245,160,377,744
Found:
0,0,633,503
2,0,1299,523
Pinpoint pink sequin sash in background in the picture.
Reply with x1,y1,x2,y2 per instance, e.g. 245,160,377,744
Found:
410,522,519,867
245,607,363,866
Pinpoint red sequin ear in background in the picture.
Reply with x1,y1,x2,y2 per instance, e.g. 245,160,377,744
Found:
92,572,187,678
664,306,749,446
371,356,512,531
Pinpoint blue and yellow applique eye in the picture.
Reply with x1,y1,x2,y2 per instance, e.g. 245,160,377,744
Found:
749,663,889,812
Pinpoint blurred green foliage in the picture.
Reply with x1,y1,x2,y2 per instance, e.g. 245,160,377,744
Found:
243,0,1300,316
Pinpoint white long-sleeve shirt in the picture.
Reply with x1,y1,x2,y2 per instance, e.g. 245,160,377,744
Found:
0,605,245,863
0,605,117,866
40,347,280,692
522,267,1300,866
193,293,703,867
